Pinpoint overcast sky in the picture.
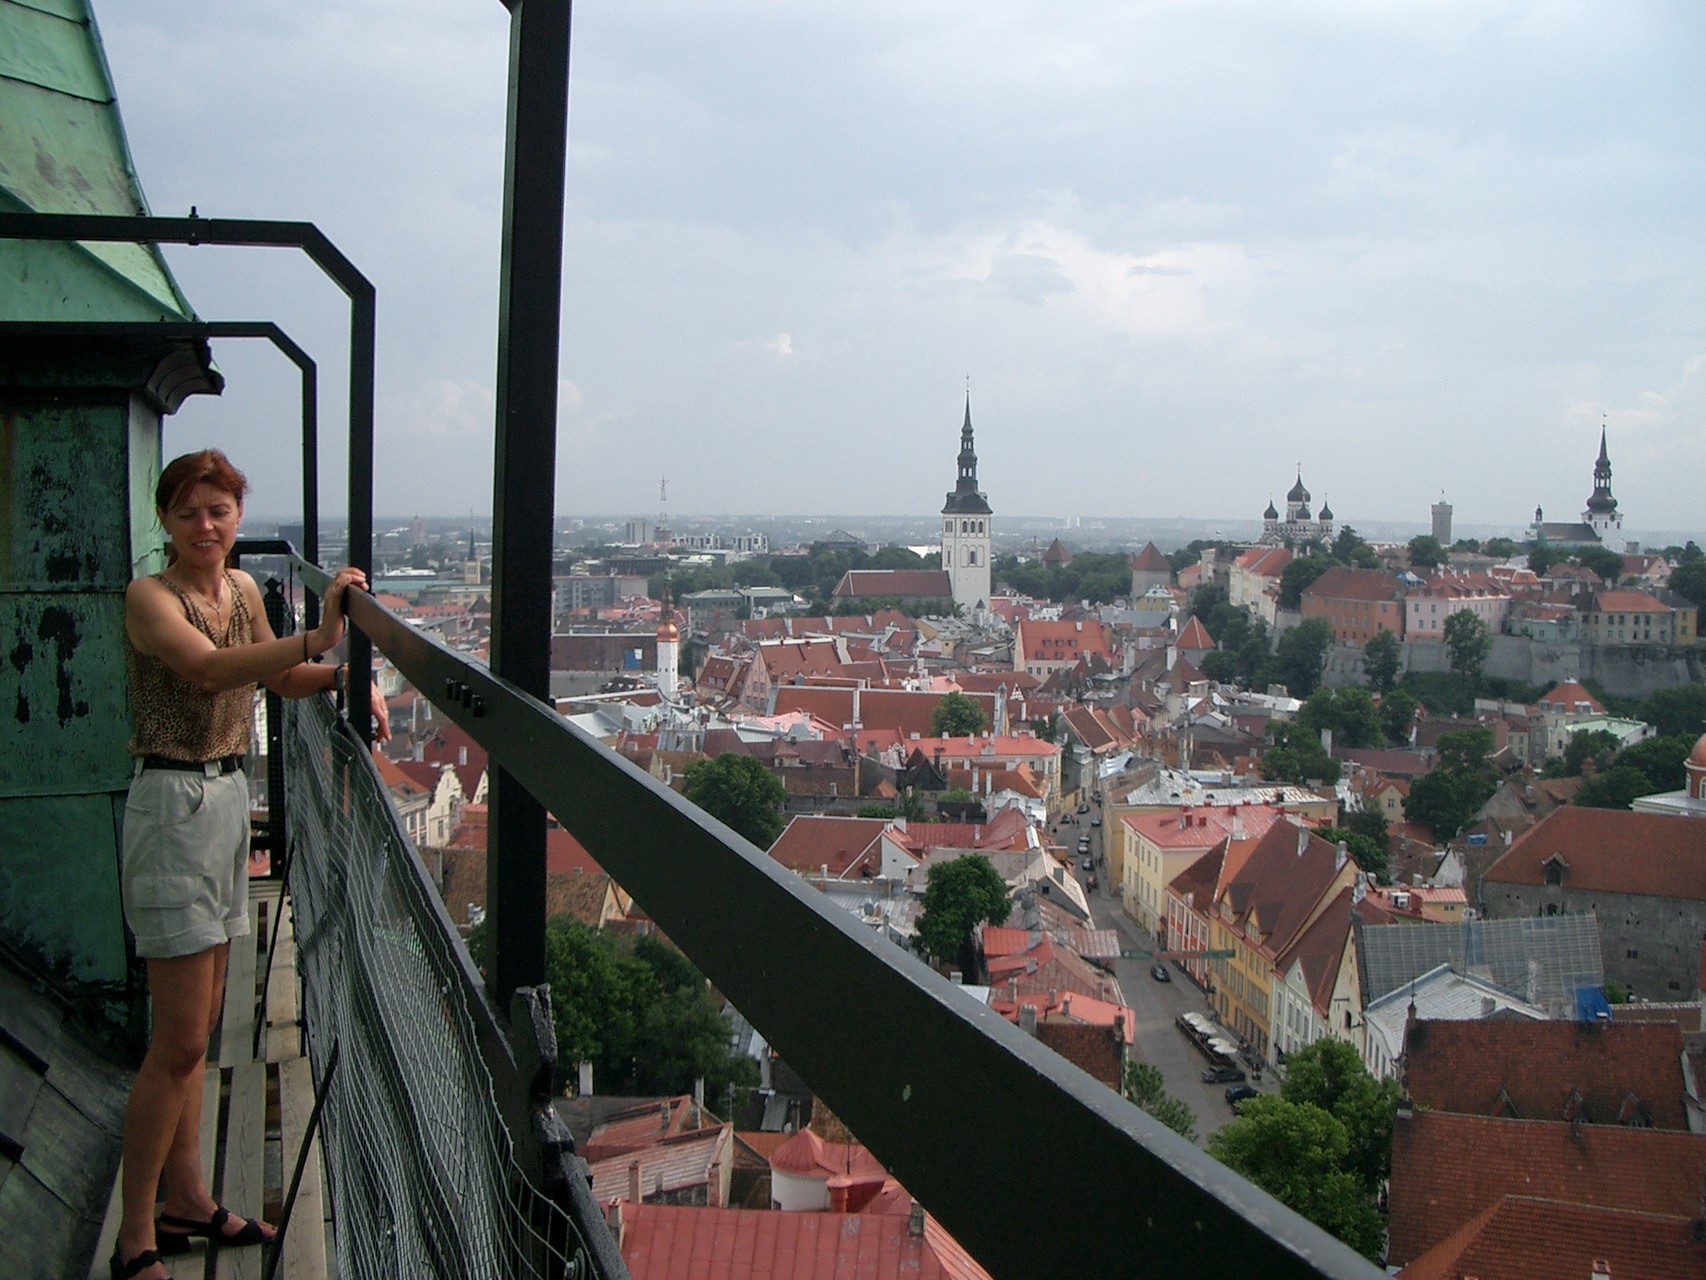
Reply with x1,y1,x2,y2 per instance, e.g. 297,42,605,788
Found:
98,1,1704,539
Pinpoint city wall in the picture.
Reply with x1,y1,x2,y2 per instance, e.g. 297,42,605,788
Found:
1322,635,1697,699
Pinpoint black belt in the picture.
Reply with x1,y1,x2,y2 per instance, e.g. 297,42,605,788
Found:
140,754,245,774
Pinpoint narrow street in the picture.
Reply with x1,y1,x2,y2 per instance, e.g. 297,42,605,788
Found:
1058,802,1276,1144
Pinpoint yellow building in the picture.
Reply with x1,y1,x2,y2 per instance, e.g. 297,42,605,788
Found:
1120,806,1286,938
1210,822,1359,1060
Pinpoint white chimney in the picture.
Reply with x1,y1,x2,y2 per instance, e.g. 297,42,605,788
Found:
577,1060,594,1097
628,1159,642,1204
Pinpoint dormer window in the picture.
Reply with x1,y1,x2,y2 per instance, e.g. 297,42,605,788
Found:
1543,853,1568,887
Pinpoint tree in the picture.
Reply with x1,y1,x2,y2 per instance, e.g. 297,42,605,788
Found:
683,752,787,848
1483,537,1518,559
931,690,989,738
1561,728,1622,776
1278,1038,1401,1194
916,855,1011,975
1331,527,1378,569
1615,733,1695,792
1362,628,1400,694
1297,687,1383,750
540,919,757,1101
1406,535,1444,570
1669,560,1706,611
1639,684,1706,738
1574,765,1657,810
1270,617,1334,698
1405,727,1498,840
1379,688,1420,745
1443,609,1493,681
1528,545,1559,576
1318,825,1388,881
1261,720,1340,785
1207,1097,1385,1260
1575,545,1623,585
1277,554,1333,609
1122,1061,1197,1141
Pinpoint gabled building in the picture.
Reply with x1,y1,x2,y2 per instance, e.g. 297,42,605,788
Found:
1128,542,1173,597
1209,822,1360,1059
1481,808,1706,999
1299,566,1404,646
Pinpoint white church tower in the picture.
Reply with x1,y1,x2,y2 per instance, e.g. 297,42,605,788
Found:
655,592,680,701
941,394,992,616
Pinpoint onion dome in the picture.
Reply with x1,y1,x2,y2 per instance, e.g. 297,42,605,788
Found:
1264,498,1279,520
1319,498,1333,521
1689,731,1706,770
1287,473,1310,503
657,617,680,644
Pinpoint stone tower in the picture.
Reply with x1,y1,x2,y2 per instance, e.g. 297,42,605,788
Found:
1582,427,1622,543
941,395,992,616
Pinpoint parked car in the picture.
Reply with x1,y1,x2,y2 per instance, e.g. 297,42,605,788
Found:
1201,1065,1246,1084
1081,858,1094,871
1077,801,1090,814
1225,1084,1260,1108
1077,838,1090,853
1090,816,1102,827
1149,962,1171,983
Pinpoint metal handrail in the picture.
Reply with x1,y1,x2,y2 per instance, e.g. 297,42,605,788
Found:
300,555,1383,1280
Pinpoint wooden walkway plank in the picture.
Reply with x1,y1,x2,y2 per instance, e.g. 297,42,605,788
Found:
213,1061,266,1280
275,1057,329,1280
218,925,259,1071
265,896,301,1064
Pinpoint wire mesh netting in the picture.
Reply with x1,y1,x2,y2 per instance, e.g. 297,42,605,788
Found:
283,693,605,1278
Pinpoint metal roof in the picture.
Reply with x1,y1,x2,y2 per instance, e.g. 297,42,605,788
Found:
0,0,197,320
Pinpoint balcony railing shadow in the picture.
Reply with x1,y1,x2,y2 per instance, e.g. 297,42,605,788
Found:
270,550,1383,1280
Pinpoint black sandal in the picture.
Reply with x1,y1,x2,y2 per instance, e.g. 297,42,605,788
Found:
157,1206,274,1253
109,1247,171,1280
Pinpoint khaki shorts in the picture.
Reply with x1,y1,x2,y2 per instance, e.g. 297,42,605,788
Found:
121,763,252,959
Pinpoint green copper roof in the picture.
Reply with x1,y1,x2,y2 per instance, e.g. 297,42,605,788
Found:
0,0,197,321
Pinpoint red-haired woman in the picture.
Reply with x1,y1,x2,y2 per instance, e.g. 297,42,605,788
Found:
112,449,375,1280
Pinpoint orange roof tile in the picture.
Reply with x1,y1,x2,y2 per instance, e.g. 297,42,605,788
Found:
1398,1196,1704,1280
1484,808,1706,900
1387,1111,1706,1266
1404,1018,1689,1129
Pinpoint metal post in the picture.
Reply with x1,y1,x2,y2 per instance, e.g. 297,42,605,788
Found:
486,0,573,1002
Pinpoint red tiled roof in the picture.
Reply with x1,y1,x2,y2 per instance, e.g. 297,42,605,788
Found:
1174,615,1214,650
1397,1196,1705,1280
1484,808,1706,900
1591,589,1670,613
1403,1018,1690,1129
1536,680,1604,714
613,1203,993,1280
832,569,954,599
1273,884,1353,1016
1234,546,1292,577
1386,1111,1706,1266
768,816,890,877
1302,565,1403,602
1130,541,1171,572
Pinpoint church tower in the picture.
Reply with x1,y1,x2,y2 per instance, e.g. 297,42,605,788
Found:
1582,426,1622,542
941,394,992,616
655,591,680,702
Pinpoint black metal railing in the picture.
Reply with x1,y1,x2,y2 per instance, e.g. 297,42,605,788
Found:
289,554,1383,1280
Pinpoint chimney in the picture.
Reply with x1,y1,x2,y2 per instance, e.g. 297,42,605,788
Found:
660,1101,672,1131
577,1060,594,1097
694,1076,705,1114
829,1183,850,1211
1481,996,1496,1017
1062,995,1073,1017
707,1160,722,1208
1297,825,1308,857
1335,840,1349,872
605,1198,624,1246
1231,811,1245,840
1019,1002,1038,1036
458,745,467,766
628,1159,642,1204
908,1202,926,1237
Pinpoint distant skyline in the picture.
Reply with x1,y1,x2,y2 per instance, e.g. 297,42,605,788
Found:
99,3,1704,534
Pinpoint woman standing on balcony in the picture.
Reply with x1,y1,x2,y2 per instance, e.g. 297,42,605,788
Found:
111,449,369,1280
